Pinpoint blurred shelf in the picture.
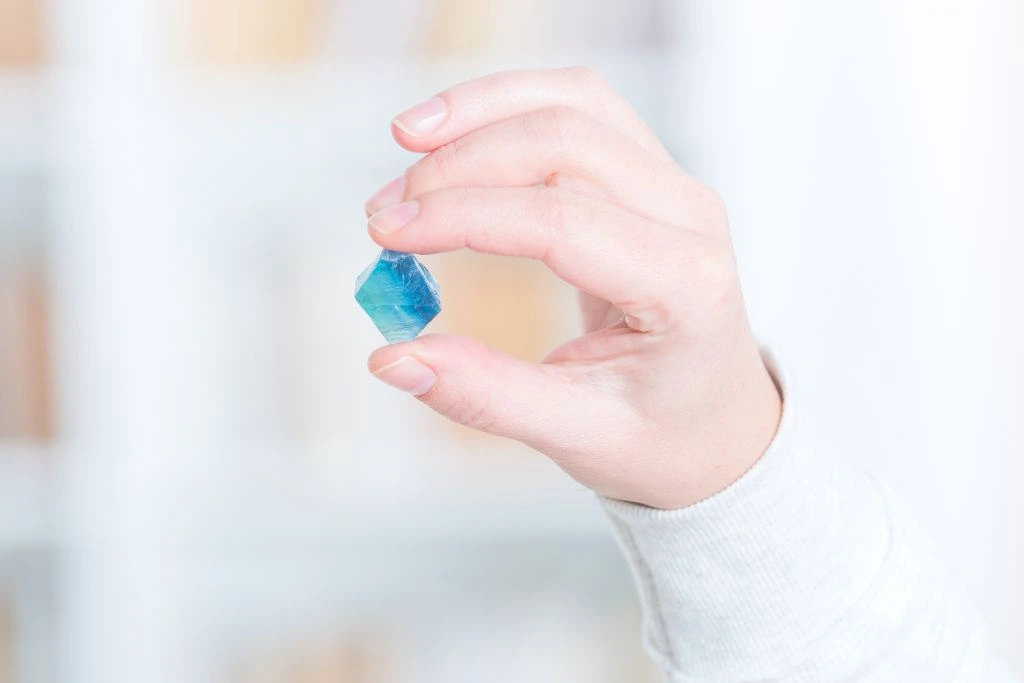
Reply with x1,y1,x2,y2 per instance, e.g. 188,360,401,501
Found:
0,440,610,552
198,492,610,551
0,70,49,173
180,48,671,173
0,442,52,549
1,48,660,554
194,449,611,549
0,48,671,185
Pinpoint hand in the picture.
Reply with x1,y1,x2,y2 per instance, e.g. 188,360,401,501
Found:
363,68,781,509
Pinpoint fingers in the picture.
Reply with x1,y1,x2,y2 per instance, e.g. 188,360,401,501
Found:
367,186,698,327
367,334,614,448
387,106,687,226
390,67,672,163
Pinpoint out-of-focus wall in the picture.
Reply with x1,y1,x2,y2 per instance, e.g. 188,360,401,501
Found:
672,0,1024,669
0,1,669,682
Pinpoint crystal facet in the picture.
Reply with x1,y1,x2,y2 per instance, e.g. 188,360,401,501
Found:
355,249,441,343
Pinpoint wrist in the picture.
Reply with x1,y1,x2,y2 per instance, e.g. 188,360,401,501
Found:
640,342,782,510
600,365,893,679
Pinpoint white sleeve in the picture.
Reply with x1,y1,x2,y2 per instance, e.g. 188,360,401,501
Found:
601,361,1019,683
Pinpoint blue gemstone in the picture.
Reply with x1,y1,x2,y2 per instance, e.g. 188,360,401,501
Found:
355,249,441,344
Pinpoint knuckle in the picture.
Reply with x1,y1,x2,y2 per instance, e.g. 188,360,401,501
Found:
550,105,581,152
542,171,569,189
527,105,583,154
536,186,581,262
694,183,727,216
687,239,740,301
640,234,739,334
560,65,610,94
426,187,471,241
419,136,465,180
700,186,730,229
684,181,730,235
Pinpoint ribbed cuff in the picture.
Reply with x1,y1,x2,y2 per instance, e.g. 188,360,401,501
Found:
601,355,892,680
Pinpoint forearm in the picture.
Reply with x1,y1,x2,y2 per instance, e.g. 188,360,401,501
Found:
603,358,1018,682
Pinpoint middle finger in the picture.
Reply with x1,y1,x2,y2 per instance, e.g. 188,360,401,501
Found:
378,106,691,228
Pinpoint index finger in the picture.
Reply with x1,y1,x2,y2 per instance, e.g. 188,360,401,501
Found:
390,67,674,163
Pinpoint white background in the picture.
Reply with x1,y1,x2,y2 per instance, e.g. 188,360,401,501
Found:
0,0,1021,680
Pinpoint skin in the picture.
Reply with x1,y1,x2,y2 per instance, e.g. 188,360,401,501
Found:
364,67,782,510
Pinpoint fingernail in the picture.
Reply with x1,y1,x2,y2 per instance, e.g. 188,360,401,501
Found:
368,201,420,234
373,356,437,395
392,96,447,137
365,174,407,215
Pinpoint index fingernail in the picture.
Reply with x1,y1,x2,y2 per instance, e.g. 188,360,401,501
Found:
393,97,447,137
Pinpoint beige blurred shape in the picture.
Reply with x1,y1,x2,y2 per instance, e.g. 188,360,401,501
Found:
425,0,495,56
427,251,577,446
425,0,560,56
0,0,45,66
431,252,576,362
189,0,329,65
0,263,53,440
230,630,398,683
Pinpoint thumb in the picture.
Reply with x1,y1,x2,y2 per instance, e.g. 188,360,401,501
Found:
367,333,591,446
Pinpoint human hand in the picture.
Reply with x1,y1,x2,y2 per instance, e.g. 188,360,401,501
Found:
364,68,781,509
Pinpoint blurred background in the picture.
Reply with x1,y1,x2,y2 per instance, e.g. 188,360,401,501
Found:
0,0,1021,681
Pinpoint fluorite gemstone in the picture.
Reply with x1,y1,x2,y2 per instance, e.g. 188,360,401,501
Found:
355,249,441,344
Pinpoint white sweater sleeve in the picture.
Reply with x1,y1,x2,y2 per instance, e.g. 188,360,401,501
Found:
601,363,1019,683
